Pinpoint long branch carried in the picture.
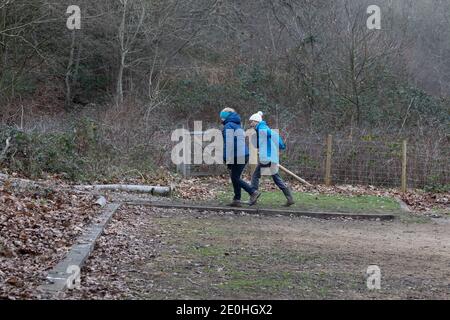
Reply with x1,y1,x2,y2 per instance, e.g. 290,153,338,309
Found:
278,164,313,187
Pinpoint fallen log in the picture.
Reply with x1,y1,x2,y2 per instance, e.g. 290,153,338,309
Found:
0,173,50,190
74,184,172,196
278,164,313,187
1,174,172,196
0,174,92,196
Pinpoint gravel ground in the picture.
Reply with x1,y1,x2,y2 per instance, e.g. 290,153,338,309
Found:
63,205,450,300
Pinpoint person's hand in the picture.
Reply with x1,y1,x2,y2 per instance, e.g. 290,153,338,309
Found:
260,161,272,168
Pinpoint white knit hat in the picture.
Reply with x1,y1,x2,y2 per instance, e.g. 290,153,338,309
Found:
249,111,263,123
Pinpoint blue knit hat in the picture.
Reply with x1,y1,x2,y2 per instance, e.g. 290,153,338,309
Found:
220,108,235,120
220,111,232,120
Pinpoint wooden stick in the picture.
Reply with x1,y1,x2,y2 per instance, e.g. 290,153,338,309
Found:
278,164,313,187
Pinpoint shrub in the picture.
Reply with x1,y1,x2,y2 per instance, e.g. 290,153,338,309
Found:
0,125,84,180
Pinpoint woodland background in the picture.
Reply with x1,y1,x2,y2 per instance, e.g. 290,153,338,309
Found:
0,0,448,189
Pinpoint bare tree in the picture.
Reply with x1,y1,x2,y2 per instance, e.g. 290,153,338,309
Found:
327,1,404,126
115,0,146,105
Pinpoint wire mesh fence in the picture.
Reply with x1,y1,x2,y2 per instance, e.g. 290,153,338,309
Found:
282,135,449,189
170,130,449,190
407,141,450,188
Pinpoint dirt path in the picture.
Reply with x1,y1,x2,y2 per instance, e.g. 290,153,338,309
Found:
65,205,450,300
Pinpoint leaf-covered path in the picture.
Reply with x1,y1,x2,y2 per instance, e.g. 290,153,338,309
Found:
64,205,450,300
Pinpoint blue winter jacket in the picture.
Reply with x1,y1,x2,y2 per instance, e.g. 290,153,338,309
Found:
255,121,286,164
222,112,249,164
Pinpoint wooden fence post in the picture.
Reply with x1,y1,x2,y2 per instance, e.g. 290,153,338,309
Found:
176,125,191,178
401,139,407,192
325,134,333,186
183,129,191,178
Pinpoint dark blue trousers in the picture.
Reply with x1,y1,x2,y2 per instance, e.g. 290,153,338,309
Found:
229,162,255,201
251,164,288,191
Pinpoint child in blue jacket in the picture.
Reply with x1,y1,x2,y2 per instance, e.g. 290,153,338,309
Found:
249,111,294,206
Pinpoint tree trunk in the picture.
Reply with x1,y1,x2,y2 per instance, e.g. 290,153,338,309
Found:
116,56,125,105
65,31,76,109
116,0,127,106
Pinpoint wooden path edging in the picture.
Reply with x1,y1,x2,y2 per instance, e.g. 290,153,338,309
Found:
37,203,121,298
124,201,396,221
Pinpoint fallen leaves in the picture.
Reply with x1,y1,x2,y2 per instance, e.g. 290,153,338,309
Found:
0,181,100,299
63,206,174,300
175,176,228,201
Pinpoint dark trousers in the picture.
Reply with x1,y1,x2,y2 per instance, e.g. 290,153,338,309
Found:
251,164,288,191
229,162,255,200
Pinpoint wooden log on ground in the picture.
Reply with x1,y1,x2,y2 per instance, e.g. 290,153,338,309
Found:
1,174,171,196
74,184,172,196
0,173,94,196
0,173,49,190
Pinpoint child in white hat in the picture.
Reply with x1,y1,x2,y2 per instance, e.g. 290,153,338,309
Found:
249,111,264,123
248,111,294,206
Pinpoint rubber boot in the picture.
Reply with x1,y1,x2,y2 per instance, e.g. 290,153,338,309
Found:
282,188,295,207
248,191,262,206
